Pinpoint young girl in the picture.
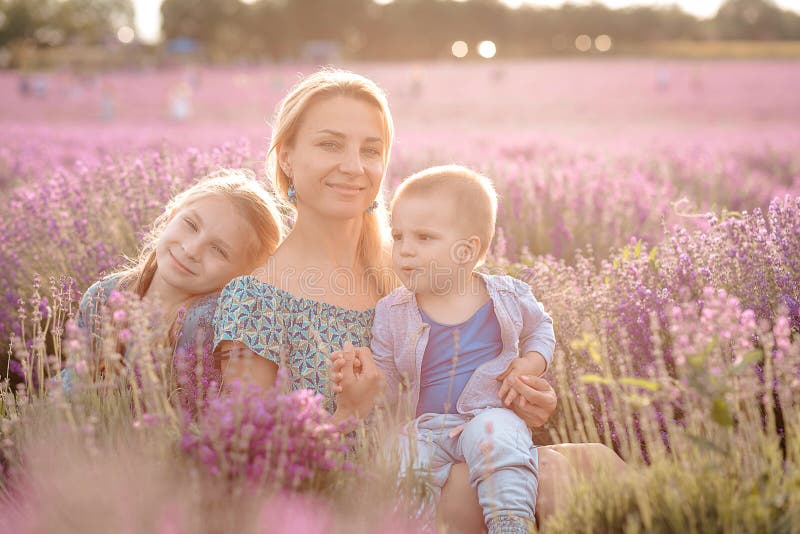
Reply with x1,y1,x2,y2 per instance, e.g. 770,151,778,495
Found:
74,169,284,409
335,164,552,533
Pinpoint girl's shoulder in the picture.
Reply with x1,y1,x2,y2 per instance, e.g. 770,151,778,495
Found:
78,273,126,328
182,292,219,330
176,292,219,352
85,273,125,301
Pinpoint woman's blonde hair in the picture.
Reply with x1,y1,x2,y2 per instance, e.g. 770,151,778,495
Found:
266,67,396,296
115,169,284,340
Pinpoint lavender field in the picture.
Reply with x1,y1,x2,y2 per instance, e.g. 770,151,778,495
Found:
1,60,799,532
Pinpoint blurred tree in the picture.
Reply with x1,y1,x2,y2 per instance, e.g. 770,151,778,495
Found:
616,6,705,41
51,0,800,62
0,0,133,48
715,0,798,39
162,0,240,58
162,0,373,60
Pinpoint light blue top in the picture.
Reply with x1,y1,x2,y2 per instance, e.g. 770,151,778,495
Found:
213,275,375,413
416,301,503,416
372,273,555,416
77,274,120,345
71,273,221,414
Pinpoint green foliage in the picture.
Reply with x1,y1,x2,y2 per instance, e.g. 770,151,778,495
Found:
0,0,133,48
154,0,800,61
716,0,800,40
548,443,800,533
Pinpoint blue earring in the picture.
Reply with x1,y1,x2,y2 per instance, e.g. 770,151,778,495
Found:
287,182,297,204
366,200,378,214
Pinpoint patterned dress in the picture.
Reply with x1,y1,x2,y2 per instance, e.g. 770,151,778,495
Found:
213,275,375,413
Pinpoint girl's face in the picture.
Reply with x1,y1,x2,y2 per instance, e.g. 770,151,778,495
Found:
155,196,256,298
279,96,386,220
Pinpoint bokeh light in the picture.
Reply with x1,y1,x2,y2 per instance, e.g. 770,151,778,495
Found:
117,26,135,44
478,40,497,59
595,34,612,52
575,34,592,52
451,40,468,58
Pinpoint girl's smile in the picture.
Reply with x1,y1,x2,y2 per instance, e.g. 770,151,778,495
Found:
168,250,196,276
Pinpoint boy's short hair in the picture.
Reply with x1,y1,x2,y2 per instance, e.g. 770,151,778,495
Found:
391,164,498,262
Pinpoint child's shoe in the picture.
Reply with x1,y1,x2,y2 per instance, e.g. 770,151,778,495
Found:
486,514,534,534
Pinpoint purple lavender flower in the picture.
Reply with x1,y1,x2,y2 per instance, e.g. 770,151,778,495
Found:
181,379,353,489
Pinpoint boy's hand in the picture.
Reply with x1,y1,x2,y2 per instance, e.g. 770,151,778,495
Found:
329,341,363,393
496,352,547,407
331,342,384,421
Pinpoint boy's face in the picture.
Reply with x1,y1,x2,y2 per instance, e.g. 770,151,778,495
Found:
391,194,478,295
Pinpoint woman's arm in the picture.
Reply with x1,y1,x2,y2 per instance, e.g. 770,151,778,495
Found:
215,340,278,390
216,341,368,432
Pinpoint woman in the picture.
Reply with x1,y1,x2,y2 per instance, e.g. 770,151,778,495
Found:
213,68,624,529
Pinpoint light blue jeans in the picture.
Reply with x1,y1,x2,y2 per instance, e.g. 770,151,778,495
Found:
399,408,538,523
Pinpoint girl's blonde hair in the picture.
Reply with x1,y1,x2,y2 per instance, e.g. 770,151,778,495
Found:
115,169,284,340
266,68,396,296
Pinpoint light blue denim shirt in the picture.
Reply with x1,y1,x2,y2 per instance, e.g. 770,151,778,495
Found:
67,273,221,413
371,273,555,417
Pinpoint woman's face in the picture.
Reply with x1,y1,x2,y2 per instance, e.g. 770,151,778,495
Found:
279,96,386,220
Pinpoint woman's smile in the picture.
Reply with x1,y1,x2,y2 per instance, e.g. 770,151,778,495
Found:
327,182,365,196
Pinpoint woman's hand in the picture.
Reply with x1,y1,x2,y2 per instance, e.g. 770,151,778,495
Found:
330,341,384,422
508,375,557,428
496,352,547,407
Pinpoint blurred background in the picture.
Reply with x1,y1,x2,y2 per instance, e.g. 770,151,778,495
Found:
2,0,799,195
1,0,800,69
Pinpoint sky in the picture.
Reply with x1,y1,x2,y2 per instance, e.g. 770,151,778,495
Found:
132,0,800,44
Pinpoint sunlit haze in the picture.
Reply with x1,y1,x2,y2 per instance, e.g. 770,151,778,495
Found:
132,0,800,44
502,0,800,19
132,0,162,44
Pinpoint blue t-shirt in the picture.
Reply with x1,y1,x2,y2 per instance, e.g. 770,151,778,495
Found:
416,301,502,416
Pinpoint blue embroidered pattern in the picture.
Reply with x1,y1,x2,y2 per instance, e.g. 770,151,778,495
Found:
213,275,375,412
